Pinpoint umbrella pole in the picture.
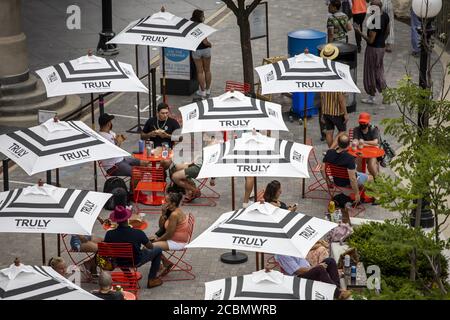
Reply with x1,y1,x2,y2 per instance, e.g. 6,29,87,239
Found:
162,47,167,104
91,93,98,192
54,168,61,256
254,177,262,271
3,159,9,191
41,170,52,265
302,93,307,198
136,45,142,132
147,46,152,118
220,131,248,265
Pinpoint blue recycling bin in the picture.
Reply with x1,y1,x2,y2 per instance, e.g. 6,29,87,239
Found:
287,29,327,117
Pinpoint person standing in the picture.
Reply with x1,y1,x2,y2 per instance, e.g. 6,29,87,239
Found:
141,102,181,149
382,0,395,52
327,0,353,43
355,0,390,104
319,44,349,149
351,0,367,52
191,9,212,99
410,6,421,57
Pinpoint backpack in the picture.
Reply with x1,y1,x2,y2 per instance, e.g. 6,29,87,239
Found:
103,177,129,210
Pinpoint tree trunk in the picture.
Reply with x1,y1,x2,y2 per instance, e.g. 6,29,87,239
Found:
414,198,422,228
237,15,255,92
409,249,416,281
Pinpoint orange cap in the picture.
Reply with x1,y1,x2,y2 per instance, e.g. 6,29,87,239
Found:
358,112,371,124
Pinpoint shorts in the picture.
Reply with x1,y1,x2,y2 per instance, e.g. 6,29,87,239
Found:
167,240,187,251
185,164,201,179
356,172,369,186
323,114,347,132
192,48,211,59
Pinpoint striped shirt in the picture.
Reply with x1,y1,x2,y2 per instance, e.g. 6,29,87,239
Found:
321,92,344,116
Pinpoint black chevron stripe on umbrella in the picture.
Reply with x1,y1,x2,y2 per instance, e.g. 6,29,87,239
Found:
0,263,100,300
205,270,336,300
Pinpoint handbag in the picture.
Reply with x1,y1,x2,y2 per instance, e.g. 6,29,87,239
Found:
337,247,360,269
96,255,116,271
328,223,353,244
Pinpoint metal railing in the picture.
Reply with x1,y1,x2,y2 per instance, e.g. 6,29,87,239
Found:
434,0,450,50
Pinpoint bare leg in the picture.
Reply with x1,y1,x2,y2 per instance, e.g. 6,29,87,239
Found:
355,158,363,172
325,130,334,148
243,177,255,204
367,158,379,177
193,58,205,91
172,171,197,196
202,56,212,90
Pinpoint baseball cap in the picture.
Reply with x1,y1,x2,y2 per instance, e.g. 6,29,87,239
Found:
358,112,371,124
98,113,115,127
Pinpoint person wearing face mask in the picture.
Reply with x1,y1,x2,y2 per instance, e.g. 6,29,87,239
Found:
352,112,380,177
98,113,149,177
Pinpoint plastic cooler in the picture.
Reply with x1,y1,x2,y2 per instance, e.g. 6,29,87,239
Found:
287,29,326,117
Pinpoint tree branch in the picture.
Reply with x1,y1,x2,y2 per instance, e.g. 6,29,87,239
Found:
221,0,239,16
245,0,262,17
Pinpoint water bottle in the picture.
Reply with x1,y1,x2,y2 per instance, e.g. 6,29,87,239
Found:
344,255,351,276
162,145,169,159
351,265,357,283
138,139,144,153
336,209,342,223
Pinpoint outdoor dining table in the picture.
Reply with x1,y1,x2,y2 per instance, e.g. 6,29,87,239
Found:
102,220,149,231
347,145,385,203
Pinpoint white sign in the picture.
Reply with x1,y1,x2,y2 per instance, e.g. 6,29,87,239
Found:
163,47,191,80
249,3,267,40
38,110,57,124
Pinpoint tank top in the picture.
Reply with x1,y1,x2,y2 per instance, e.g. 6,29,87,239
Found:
352,0,367,14
165,215,189,243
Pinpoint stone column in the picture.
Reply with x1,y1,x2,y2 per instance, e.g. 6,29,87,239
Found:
0,0,29,84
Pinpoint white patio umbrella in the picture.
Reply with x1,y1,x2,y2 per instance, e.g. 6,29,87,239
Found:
255,52,360,95
197,131,312,179
0,262,100,300
187,202,337,258
106,11,216,50
205,269,336,300
0,183,111,235
179,91,288,133
0,118,130,176
35,54,148,97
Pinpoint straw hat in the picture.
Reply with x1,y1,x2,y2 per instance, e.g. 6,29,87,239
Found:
320,44,339,60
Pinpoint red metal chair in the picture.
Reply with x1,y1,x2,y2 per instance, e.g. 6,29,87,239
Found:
97,160,131,184
97,242,141,298
60,234,96,283
132,166,167,214
323,163,365,216
160,213,195,281
303,138,332,200
225,80,251,94
182,178,220,207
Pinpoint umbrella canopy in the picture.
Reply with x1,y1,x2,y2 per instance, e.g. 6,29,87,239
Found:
35,54,148,97
255,53,360,95
0,183,111,235
0,118,130,176
107,11,217,50
187,202,337,258
179,91,288,133
197,132,313,179
205,269,336,300
0,262,100,300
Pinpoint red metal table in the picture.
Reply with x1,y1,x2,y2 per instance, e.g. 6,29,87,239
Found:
347,145,385,203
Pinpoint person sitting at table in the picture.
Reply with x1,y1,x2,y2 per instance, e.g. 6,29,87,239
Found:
91,271,124,300
98,113,149,177
274,254,351,300
104,206,163,288
149,192,189,276
321,134,373,204
141,102,181,149
352,112,380,177
263,180,297,212
48,257,68,277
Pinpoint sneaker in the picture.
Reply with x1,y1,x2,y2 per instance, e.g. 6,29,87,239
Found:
195,89,206,98
361,96,376,104
205,88,211,98
243,202,249,209
147,277,163,288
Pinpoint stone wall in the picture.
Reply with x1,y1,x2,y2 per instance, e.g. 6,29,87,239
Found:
392,0,412,18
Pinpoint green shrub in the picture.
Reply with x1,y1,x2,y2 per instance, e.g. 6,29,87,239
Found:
348,221,448,282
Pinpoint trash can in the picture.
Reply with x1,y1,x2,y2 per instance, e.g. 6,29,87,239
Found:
287,29,327,118
317,42,358,113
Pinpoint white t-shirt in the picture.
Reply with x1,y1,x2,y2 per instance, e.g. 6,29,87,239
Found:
98,131,124,170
